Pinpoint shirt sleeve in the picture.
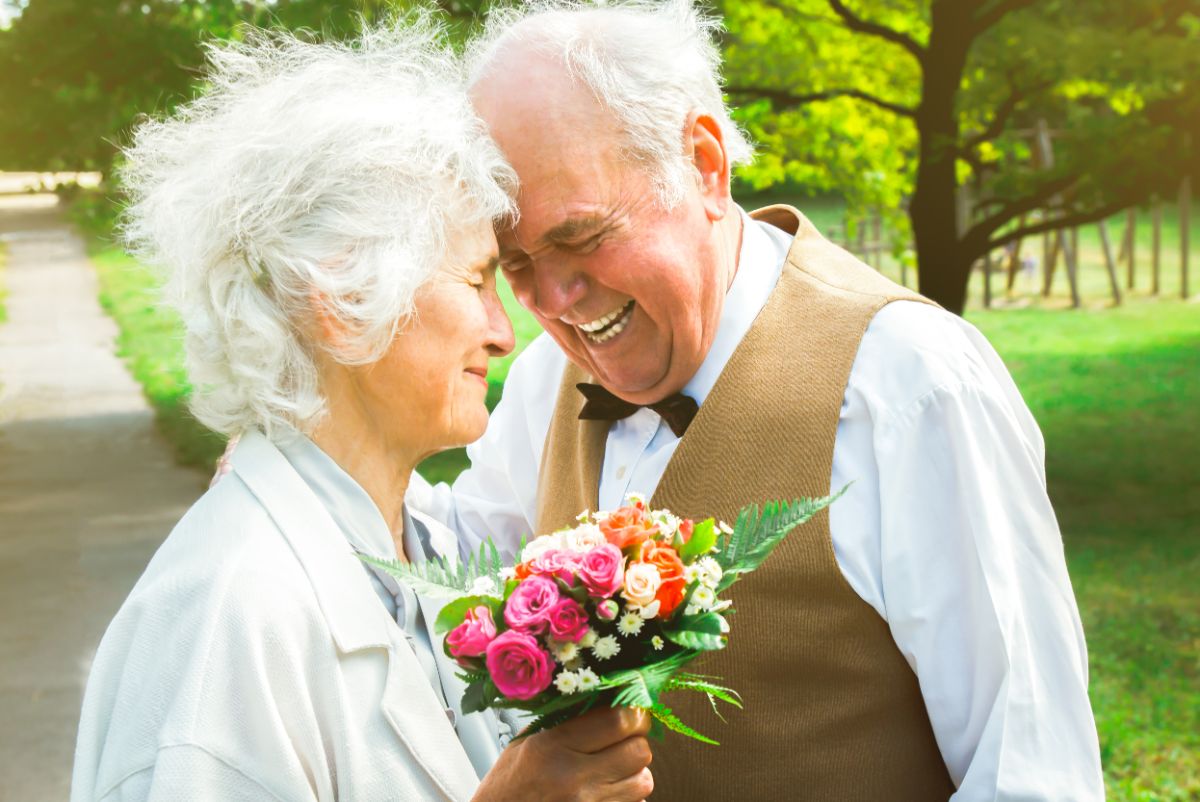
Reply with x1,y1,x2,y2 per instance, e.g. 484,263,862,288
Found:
407,334,565,560
98,744,291,802
860,308,1103,800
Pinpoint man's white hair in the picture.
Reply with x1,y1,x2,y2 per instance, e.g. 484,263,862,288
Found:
121,22,516,440
466,0,753,206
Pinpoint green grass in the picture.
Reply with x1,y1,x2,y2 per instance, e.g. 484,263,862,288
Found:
77,196,1198,798
970,303,1199,800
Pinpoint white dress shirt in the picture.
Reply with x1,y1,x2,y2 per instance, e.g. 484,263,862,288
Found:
409,207,1104,800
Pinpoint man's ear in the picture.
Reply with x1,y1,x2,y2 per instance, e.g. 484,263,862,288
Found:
684,111,732,221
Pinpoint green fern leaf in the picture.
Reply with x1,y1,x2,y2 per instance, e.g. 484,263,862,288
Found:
357,537,510,599
716,486,850,590
648,702,718,745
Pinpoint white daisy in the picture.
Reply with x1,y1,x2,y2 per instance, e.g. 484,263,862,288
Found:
718,521,734,535
592,635,621,660
498,566,517,582
577,668,600,692
651,635,665,651
554,671,580,695
579,629,598,648
683,564,702,585
564,657,585,671
691,585,717,611
617,612,645,637
685,603,701,617
697,556,723,587
551,640,580,663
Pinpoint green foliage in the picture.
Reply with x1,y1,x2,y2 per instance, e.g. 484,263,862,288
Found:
714,488,847,589
677,517,716,561
663,611,728,651
720,0,1199,311
359,536,505,600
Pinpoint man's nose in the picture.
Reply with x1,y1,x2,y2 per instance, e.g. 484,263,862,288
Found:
529,259,589,320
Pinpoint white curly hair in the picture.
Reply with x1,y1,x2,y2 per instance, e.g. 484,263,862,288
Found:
465,0,753,207
120,21,516,440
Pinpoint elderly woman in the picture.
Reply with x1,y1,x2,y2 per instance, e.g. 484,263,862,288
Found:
70,25,654,802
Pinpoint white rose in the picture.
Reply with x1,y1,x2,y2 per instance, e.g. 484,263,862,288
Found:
520,533,561,562
621,562,662,607
562,523,606,553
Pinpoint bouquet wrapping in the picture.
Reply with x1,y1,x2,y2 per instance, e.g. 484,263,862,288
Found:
364,490,843,743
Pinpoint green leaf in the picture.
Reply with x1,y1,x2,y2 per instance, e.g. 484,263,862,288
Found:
433,595,497,636
461,679,497,715
663,613,728,651
357,536,511,599
715,487,849,591
678,518,717,561
648,702,719,745
666,677,743,709
600,650,698,708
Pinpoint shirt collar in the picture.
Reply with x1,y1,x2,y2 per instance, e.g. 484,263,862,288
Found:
682,205,790,405
276,431,399,562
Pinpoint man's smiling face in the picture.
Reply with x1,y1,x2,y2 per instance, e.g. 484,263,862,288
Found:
471,57,734,405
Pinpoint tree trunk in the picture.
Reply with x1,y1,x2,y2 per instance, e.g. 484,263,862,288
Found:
910,1,976,315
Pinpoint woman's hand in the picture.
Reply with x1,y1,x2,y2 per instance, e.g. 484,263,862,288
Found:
473,707,654,802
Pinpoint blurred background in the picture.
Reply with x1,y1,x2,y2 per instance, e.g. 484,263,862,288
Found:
0,0,1196,799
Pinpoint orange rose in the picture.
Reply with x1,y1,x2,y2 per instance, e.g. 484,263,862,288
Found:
642,541,686,617
514,561,534,581
599,505,658,551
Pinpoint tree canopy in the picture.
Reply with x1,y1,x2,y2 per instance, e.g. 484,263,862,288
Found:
1,0,1196,311
722,0,1200,310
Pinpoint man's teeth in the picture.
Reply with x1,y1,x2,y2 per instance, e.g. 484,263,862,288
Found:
578,304,629,333
579,302,634,344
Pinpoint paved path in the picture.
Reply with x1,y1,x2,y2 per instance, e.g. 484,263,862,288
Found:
0,189,206,800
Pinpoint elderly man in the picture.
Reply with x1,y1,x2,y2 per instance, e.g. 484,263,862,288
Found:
411,0,1104,798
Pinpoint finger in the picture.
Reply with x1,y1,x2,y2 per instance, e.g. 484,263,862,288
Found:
600,766,654,802
592,735,653,784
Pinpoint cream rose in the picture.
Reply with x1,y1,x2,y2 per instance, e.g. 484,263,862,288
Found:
621,562,662,607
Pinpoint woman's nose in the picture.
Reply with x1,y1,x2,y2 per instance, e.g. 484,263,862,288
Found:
486,293,516,358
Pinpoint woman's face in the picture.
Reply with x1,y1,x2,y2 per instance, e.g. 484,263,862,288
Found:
352,220,515,461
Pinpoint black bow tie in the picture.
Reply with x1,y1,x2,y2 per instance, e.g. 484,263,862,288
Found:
576,383,699,438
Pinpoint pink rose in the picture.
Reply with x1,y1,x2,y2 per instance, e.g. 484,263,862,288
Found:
503,575,560,634
446,605,496,660
577,543,626,598
486,630,555,701
547,598,590,643
528,548,580,584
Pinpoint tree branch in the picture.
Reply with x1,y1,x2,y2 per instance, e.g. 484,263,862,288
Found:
964,172,1082,249
972,0,1040,36
826,0,925,61
725,86,917,118
981,198,1138,256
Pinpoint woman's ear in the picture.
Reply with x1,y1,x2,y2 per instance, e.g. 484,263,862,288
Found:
684,111,732,221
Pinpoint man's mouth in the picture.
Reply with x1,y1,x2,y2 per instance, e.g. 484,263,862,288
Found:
577,300,635,345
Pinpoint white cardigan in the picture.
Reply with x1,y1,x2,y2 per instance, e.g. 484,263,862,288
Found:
72,432,483,801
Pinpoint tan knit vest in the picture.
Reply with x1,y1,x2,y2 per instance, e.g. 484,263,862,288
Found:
535,205,955,800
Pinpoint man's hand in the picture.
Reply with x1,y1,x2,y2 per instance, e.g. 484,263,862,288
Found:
473,707,654,802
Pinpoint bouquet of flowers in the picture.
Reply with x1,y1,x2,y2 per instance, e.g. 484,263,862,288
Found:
363,490,843,743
